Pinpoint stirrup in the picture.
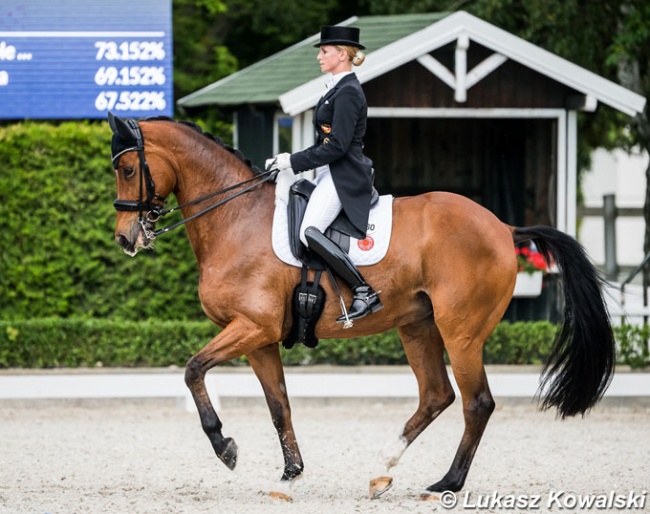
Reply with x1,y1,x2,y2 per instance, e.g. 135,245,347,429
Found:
337,297,354,329
336,290,383,326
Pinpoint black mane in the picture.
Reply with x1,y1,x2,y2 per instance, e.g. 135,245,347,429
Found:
145,116,263,175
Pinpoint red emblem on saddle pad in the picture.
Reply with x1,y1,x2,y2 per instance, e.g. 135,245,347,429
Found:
357,236,374,251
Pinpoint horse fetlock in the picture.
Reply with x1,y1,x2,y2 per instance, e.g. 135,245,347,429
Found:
281,462,304,482
372,435,408,476
214,436,238,470
269,475,302,502
428,473,465,494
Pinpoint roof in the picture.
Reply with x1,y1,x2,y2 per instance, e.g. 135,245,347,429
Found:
176,13,449,110
178,11,646,118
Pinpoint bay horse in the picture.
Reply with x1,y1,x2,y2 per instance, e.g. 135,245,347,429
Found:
107,113,615,501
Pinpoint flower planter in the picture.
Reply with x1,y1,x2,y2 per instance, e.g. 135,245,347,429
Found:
513,271,543,298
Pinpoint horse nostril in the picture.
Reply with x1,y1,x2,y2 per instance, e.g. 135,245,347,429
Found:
116,233,130,248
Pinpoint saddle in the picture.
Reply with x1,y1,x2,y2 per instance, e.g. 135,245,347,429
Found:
287,179,379,269
282,179,379,350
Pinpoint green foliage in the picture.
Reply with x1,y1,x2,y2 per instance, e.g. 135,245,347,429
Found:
0,121,204,321
484,321,557,365
615,322,650,369
0,318,232,368
172,0,237,106
2,319,646,369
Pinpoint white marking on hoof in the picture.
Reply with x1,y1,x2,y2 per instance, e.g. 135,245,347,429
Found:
369,476,393,499
269,490,292,502
368,434,408,499
268,475,301,502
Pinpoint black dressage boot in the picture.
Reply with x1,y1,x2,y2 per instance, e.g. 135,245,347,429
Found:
304,226,383,323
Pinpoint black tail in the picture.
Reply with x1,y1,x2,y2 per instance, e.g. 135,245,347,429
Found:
513,226,615,418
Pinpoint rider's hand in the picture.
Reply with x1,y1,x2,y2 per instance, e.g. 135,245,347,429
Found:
266,153,292,172
275,153,292,171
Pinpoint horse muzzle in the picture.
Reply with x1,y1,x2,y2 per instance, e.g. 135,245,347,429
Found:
115,218,155,256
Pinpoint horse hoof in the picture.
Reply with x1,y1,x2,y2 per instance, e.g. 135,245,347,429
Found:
369,477,393,499
269,491,293,502
217,437,238,470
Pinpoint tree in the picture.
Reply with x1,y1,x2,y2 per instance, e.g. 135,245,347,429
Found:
608,1,650,290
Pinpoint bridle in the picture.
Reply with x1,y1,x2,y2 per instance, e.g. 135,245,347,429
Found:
111,118,276,240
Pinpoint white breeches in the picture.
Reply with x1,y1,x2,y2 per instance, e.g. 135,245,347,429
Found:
300,166,342,246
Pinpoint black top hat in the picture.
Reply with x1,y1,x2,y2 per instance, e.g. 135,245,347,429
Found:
314,26,365,50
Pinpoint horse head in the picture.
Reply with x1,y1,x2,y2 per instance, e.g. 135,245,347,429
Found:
108,113,176,256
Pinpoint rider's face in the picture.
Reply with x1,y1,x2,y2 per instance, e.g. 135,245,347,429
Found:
317,45,348,75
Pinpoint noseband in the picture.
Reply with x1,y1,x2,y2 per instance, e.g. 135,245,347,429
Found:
111,117,276,239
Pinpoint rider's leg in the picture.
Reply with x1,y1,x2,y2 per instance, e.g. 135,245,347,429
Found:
304,226,383,322
299,168,342,246
299,169,382,322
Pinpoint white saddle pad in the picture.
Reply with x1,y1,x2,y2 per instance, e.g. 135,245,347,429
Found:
272,182,393,268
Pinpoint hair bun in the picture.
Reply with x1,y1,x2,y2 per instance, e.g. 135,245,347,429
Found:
352,50,365,66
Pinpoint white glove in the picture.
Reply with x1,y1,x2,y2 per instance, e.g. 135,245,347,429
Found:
274,168,298,204
265,153,293,173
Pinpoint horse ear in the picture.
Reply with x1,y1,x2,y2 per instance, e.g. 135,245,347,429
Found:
107,111,118,133
107,112,137,140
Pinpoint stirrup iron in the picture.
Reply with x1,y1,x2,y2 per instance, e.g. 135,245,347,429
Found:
337,296,354,329
325,266,354,329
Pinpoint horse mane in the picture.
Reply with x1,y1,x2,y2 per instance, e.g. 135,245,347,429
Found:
145,116,263,175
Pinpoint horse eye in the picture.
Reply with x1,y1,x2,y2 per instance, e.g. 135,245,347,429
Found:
122,167,135,179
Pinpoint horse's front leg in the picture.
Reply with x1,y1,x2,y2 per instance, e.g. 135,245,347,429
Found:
248,344,304,501
184,319,276,471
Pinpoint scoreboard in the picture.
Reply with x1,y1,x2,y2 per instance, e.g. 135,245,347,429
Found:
0,0,173,119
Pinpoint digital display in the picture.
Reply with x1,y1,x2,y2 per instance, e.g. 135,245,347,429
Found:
0,0,173,119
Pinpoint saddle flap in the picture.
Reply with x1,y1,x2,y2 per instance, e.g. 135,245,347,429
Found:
290,179,316,199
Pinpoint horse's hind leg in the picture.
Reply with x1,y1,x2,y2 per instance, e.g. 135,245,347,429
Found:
247,344,304,501
369,320,456,498
421,345,494,498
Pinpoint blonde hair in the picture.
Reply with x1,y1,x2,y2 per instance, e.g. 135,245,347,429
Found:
338,45,366,66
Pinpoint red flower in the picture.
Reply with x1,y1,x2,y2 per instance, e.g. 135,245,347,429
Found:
515,246,548,274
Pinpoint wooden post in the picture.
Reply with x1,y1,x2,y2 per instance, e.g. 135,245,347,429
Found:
604,193,619,281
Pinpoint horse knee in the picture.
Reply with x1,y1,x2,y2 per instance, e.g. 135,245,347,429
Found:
421,386,455,417
184,355,204,387
467,391,495,418
441,389,456,410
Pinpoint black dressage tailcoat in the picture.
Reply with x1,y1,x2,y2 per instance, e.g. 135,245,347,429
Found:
289,73,374,239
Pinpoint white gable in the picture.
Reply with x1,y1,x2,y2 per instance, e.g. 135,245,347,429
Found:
280,11,646,117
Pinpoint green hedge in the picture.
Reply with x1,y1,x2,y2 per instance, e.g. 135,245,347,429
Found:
0,121,204,320
1,319,647,369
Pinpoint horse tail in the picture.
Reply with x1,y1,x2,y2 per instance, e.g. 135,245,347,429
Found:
512,225,615,418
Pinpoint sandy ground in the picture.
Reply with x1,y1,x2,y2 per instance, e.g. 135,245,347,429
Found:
1,397,649,514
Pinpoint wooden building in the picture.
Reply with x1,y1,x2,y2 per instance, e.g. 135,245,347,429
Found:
178,11,645,237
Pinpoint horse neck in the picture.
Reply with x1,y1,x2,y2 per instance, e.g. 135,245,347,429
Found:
172,145,255,209
161,129,272,259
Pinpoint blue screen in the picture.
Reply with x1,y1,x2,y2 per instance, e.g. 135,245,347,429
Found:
0,0,173,119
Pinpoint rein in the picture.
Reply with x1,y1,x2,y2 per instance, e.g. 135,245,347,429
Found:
153,172,275,237
111,118,276,238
